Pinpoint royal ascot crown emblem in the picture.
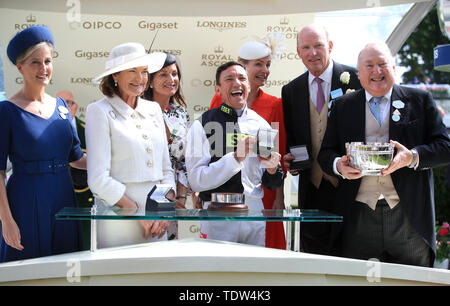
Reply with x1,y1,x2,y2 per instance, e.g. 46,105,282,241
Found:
346,142,394,176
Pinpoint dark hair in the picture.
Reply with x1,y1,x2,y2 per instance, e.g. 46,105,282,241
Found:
143,60,186,108
99,74,121,98
215,61,245,86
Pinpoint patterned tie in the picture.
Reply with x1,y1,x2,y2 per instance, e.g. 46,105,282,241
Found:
369,96,383,126
314,77,325,114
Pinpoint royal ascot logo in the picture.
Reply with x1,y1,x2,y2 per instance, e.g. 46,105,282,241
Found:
75,49,110,60
138,20,179,31
196,20,247,32
14,14,47,31
266,16,298,39
200,45,234,67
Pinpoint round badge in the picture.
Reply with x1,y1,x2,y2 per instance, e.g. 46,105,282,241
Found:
60,112,67,119
392,114,400,122
392,100,405,109
58,106,69,114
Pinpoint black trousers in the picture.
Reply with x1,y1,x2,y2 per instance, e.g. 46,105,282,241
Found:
300,179,337,255
342,199,432,267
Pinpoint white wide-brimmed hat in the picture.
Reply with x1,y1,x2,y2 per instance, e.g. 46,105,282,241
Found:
238,32,286,61
93,42,167,83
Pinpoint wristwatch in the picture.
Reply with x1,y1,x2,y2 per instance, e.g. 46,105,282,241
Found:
408,149,418,168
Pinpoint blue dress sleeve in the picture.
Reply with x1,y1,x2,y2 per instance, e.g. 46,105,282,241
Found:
0,102,11,170
58,97,83,162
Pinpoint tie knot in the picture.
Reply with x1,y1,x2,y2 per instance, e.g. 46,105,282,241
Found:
372,96,383,103
314,77,323,85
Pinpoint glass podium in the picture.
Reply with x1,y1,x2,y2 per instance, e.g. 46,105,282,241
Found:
56,205,342,252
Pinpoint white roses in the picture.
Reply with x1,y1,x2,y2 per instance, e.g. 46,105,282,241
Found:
340,71,350,85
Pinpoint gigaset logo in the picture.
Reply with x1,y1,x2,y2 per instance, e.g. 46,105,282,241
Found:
74,49,109,60
138,21,179,30
16,77,53,85
82,20,122,30
196,20,247,32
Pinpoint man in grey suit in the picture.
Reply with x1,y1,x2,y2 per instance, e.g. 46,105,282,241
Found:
282,24,361,255
318,42,450,266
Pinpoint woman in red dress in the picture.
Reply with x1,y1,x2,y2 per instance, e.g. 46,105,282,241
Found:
209,33,287,249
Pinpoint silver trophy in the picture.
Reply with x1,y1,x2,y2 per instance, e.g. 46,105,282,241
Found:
346,142,394,176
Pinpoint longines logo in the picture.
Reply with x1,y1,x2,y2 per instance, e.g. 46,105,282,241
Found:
196,20,247,32
81,20,122,30
75,49,110,60
149,48,182,56
266,16,298,39
200,46,234,67
70,76,96,87
14,14,47,30
138,20,178,31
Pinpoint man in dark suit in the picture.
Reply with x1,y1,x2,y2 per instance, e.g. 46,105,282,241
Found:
282,24,361,255
318,42,450,266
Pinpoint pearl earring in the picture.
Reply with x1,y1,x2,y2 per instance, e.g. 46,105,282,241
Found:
114,79,118,87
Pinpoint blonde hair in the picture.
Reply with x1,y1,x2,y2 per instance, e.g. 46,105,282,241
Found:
15,41,53,65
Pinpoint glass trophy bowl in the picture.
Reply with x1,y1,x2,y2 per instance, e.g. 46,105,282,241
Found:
346,142,394,176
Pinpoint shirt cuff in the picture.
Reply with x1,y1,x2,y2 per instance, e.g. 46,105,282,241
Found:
333,157,345,179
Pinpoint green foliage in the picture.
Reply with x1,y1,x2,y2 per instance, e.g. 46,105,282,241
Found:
398,5,450,84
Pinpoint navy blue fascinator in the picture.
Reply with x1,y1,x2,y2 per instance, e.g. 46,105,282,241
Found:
7,26,54,65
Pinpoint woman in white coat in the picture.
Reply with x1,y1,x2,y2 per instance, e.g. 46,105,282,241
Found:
86,42,176,248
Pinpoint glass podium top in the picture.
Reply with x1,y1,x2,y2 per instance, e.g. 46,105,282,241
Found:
56,206,343,222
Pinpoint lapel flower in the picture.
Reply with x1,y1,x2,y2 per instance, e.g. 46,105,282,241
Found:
340,71,350,85
345,89,355,94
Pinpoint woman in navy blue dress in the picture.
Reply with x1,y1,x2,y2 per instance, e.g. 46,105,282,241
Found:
0,26,86,263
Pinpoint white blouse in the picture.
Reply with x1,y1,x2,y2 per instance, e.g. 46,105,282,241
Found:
85,95,175,206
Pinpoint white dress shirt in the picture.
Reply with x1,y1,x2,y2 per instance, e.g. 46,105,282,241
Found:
85,95,175,206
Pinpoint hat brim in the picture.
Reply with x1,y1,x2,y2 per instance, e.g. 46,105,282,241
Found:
93,52,166,84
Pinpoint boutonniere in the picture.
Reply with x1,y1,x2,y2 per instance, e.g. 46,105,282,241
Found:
345,88,355,94
340,71,350,85
391,100,405,122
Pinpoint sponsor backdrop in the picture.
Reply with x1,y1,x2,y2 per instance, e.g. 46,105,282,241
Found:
0,8,313,120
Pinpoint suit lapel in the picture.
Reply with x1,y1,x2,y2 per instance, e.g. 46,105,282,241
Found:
331,61,343,93
355,89,366,142
297,72,312,147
